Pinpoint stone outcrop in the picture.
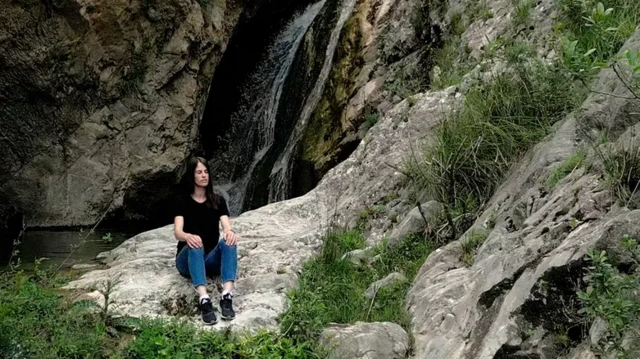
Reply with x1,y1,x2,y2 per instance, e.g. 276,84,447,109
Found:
320,321,409,359
386,200,443,247
364,272,406,299
0,0,430,228
406,30,640,359
34,0,640,356
293,0,429,196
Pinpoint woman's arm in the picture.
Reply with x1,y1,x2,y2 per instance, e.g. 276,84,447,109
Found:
220,215,232,233
174,216,187,241
174,216,202,248
221,215,238,245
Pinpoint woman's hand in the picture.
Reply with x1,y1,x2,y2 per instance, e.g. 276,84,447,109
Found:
224,229,239,246
185,234,203,248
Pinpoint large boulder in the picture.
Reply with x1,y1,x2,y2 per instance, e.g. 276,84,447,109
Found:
65,84,459,331
320,321,409,359
406,29,640,359
386,200,443,246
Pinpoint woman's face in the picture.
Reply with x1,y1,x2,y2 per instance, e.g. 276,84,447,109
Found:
194,161,209,188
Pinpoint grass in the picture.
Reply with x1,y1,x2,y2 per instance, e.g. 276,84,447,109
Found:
365,113,380,128
512,0,535,27
598,144,640,208
412,60,585,214
429,37,475,90
119,322,321,359
546,151,587,188
469,0,494,22
1,227,433,358
356,204,387,230
503,40,537,64
279,229,432,344
0,268,325,358
460,229,489,266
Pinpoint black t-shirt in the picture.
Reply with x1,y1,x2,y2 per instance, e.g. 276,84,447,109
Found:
174,193,230,256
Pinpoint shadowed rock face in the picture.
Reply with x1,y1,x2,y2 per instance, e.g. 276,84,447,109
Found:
0,0,318,230
0,0,428,230
0,0,243,229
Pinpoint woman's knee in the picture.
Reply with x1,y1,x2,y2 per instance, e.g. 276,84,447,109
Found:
220,239,237,251
187,246,205,255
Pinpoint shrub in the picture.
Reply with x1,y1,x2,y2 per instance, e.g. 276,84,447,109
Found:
557,0,640,76
577,238,640,357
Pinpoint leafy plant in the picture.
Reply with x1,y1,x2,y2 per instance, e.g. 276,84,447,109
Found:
578,244,640,356
102,232,113,243
557,0,640,77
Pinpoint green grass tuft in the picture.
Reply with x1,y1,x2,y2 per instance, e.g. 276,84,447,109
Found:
546,151,587,188
460,229,489,267
599,145,640,208
429,37,475,90
412,61,585,214
280,230,431,344
512,0,535,26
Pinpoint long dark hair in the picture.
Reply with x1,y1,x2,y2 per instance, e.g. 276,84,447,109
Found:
184,156,220,209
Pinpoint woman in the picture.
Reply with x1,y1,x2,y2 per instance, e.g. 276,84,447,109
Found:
173,156,239,325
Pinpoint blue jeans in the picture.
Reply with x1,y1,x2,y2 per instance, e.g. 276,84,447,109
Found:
175,239,237,287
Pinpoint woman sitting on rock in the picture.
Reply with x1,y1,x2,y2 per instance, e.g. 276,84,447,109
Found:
173,156,239,325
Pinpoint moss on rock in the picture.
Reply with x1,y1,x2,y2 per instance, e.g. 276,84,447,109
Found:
292,7,365,196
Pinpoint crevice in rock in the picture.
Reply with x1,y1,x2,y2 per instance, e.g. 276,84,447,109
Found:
517,260,587,350
0,206,24,265
479,268,526,310
494,345,539,359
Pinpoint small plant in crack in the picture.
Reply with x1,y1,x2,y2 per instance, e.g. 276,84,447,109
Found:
460,228,489,267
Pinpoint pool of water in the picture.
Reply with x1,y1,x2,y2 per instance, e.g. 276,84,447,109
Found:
2,229,137,271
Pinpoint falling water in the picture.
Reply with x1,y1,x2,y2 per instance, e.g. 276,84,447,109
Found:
267,0,358,203
222,1,326,212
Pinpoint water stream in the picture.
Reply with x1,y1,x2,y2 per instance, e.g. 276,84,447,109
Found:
220,1,327,212
267,0,358,202
1,229,135,270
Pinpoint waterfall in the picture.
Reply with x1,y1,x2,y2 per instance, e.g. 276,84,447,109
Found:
221,1,326,213
267,0,358,203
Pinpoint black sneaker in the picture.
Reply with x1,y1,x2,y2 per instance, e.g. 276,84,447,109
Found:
199,298,217,325
220,294,235,320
